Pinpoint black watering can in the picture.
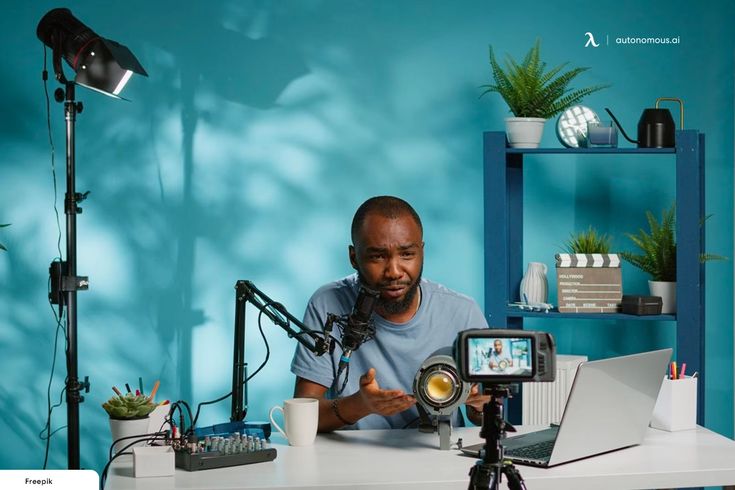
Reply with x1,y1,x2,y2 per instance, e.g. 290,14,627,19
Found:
605,98,684,148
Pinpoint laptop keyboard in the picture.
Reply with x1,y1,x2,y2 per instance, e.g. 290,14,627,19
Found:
505,439,554,460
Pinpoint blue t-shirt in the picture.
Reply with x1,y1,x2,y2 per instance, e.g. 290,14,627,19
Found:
290,274,489,430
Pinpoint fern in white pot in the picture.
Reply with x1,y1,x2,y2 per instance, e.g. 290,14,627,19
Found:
481,39,608,148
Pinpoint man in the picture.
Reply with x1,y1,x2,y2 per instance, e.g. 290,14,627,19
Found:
488,339,513,371
291,196,489,432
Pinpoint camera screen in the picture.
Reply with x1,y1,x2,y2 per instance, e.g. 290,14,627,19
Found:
466,337,534,378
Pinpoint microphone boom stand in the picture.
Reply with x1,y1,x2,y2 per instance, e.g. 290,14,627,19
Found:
230,280,333,422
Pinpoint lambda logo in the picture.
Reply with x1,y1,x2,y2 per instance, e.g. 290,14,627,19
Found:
584,32,600,48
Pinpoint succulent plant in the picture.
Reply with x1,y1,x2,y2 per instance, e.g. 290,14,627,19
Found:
102,393,156,419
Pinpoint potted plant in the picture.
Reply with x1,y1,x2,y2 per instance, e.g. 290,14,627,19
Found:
103,391,157,454
620,204,725,314
564,226,612,254
556,226,621,313
481,39,608,148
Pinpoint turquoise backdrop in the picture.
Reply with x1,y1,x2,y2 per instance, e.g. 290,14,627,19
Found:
0,0,732,473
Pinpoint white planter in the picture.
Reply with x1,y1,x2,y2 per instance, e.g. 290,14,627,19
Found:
648,280,676,314
109,416,150,455
505,117,546,148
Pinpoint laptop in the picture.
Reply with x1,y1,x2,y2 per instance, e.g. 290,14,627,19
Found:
460,348,672,467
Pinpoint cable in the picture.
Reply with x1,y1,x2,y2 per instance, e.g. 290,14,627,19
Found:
337,363,350,395
108,430,168,461
183,298,339,436
188,303,274,433
43,45,64,264
244,303,273,381
40,43,69,468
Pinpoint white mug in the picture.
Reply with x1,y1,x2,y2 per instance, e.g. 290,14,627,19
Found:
268,398,319,446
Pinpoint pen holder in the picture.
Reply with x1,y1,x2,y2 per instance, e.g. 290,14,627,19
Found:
650,375,697,431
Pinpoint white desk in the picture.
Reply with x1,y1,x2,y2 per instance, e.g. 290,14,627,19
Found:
106,426,735,489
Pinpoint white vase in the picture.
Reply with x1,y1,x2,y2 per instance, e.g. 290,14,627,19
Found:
520,262,548,304
505,117,546,148
648,280,676,314
109,416,151,455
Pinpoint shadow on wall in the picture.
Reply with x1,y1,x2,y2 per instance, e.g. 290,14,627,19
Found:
5,0,491,472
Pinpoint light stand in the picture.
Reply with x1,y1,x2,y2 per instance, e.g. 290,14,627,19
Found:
37,8,147,469
59,79,91,471
468,386,526,490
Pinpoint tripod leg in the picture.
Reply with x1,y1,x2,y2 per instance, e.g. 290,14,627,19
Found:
503,462,527,490
468,461,497,490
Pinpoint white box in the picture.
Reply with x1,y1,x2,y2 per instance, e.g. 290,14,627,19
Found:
133,446,175,478
650,375,697,431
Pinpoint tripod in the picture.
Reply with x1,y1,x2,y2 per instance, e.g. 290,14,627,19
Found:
468,386,526,490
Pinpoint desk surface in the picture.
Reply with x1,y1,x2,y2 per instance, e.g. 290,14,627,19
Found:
106,425,735,490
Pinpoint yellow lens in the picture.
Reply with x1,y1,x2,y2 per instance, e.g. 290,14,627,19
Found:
425,372,455,403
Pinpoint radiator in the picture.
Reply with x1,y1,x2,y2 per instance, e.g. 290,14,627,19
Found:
522,355,588,425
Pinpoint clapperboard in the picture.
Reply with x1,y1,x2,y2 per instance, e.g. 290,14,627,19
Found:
555,254,622,313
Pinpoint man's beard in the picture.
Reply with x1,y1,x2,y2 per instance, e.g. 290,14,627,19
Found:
357,268,422,316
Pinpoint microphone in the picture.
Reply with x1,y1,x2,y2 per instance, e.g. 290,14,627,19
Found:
337,285,380,377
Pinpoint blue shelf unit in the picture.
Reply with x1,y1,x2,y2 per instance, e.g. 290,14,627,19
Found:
483,130,705,425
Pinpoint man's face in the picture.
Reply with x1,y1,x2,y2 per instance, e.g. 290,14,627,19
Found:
350,212,424,318
494,340,503,354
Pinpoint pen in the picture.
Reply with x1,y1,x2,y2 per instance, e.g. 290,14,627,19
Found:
679,363,686,379
125,383,132,393
112,386,123,397
671,361,677,381
139,377,144,395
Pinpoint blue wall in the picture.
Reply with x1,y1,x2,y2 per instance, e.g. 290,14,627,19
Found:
0,0,731,472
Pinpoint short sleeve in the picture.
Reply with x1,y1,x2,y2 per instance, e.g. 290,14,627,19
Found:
290,297,337,389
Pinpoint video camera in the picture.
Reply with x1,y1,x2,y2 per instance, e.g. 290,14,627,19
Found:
454,329,556,384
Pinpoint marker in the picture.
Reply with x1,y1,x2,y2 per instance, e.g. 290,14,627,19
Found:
139,377,144,395
125,383,132,393
112,386,123,397
679,363,687,379
671,362,678,381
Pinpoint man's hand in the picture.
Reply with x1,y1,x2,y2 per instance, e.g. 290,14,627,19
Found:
464,384,491,425
465,384,491,412
357,368,416,417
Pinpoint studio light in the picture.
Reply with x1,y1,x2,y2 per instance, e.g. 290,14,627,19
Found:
36,8,147,470
37,8,147,98
413,347,471,450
